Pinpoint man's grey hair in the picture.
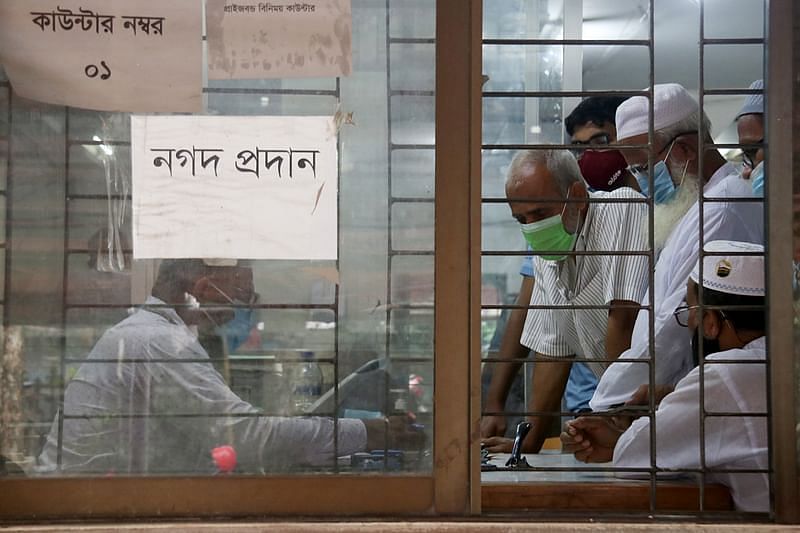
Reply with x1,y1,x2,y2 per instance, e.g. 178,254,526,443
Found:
506,149,584,197
655,109,713,146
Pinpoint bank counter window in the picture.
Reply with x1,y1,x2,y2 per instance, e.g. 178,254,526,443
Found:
0,0,442,519
0,0,798,525
478,0,794,522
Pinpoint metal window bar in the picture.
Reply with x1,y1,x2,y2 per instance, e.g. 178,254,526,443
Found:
480,355,767,365
383,0,437,471
483,90,650,98
693,46,706,501
55,108,71,469
482,38,651,46
482,409,770,422
1,80,9,317
384,0,395,468
333,74,342,471
0,76,8,441
483,143,653,150
695,0,769,516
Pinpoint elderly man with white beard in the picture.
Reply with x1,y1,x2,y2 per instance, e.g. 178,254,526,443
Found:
589,83,763,410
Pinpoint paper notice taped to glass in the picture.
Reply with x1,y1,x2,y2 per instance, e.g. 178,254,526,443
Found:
206,0,352,80
131,115,339,261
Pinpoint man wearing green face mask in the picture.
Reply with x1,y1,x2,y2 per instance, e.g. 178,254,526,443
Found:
483,149,649,454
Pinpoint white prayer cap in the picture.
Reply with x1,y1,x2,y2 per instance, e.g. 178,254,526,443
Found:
736,79,764,119
615,83,698,141
203,258,239,267
690,240,765,297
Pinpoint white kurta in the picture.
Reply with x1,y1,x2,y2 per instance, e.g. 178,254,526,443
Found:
520,187,650,378
613,337,768,512
38,297,367,474
590,164,764,410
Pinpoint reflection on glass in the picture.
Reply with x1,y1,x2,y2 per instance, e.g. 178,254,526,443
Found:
703,44,764,90
483,0,566,40
703,0,765,40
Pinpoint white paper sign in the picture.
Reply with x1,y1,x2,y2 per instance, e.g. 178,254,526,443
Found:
206,0,352,79
0,0,202,113
131,116,338,260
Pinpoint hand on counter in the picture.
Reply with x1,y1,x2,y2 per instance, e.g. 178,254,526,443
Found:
561,416,625,463
480,414,507,439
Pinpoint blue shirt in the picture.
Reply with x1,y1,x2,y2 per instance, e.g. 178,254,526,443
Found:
518,251,598,412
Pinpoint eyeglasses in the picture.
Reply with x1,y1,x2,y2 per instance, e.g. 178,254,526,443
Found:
673,304,699,327
741,138,763,168
570,132,612,157
625,131,697,176
673,303,729,327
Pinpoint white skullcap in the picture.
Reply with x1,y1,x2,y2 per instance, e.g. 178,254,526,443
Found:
689,240,765,297
615,83,698,141
736,79,764,119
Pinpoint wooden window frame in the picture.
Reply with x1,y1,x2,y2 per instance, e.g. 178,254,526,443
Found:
2,0,798,523
0,0,483,521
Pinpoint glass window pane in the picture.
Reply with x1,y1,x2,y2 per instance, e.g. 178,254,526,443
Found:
391,95,434,145
68,143,132,197
0,85,9,138
391,44,435,92
704,0,765,39
5,1,434,478
703,44,764,90
392,149,434,198
392,202,434,252
68,111,130,143
390,0,435,40
483,0,565,40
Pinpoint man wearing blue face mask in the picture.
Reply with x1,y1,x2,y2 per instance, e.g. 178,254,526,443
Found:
481,149,649,454
590,83,764,411
217,304,257,352
197,261,260,378
203,262,260,354
736,79,765,196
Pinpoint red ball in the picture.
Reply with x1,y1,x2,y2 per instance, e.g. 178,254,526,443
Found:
211,445,237,473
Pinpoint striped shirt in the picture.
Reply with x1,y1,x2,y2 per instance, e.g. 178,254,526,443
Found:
519,187,649,378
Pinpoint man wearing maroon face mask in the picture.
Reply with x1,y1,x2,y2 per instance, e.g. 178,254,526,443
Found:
566,96,640,192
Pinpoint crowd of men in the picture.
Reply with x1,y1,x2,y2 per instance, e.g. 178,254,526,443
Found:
481,82,767,511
